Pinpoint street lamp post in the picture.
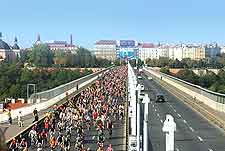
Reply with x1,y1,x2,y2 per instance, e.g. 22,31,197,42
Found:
27,84,36,104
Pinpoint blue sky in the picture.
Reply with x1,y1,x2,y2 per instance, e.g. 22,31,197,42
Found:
1,0,225,48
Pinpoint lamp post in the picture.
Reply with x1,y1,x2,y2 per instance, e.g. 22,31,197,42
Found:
27,84,36,104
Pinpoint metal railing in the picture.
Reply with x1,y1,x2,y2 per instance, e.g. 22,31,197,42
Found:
29,67,112,104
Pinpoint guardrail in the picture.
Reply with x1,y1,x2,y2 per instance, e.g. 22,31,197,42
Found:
144,67,225,112
29,67,112,104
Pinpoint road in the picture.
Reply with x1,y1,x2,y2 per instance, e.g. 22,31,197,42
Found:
139,72,225,151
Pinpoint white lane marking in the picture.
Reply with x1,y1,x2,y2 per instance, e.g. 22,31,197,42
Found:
154,109,157,112
189,126,194,132
169,104,173,107
157,113,160,117
175,148,180,151
197,136,203,142
208,148,214,151
177,114,181,117
174,109,177,112
183,119,187,124
160,119,163,123
153,105,154,107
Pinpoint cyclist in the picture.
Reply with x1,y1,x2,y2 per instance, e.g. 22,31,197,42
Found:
18,138,28,151
50,136,57,151
106,144,113,151
9,138,18,151
28,127,38,146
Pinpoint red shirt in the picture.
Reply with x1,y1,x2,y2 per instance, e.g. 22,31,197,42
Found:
93,112,98,120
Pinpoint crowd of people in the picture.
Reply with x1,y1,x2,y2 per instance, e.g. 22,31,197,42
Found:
8,66,127,151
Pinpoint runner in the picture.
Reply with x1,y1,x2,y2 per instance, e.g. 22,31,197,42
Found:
33,108,39,123
17,111,23,127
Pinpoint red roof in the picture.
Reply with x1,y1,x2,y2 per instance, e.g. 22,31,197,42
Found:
141,43,155,48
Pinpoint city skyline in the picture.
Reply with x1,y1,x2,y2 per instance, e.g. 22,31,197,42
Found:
1,0,225,48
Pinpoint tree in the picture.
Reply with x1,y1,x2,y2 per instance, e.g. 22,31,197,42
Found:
28,44,53,67
160,67,170,74
176,69,199,84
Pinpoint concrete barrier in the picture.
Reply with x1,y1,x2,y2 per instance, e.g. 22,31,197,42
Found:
144,67,225,113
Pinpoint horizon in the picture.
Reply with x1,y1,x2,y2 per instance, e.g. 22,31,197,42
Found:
1,0,225,48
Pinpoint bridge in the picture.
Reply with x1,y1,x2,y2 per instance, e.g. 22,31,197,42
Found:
2,64,225,151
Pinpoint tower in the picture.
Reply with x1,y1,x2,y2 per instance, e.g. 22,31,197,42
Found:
14,36,18,44
37,34,40,42
35,33,41,45
70,34,73,45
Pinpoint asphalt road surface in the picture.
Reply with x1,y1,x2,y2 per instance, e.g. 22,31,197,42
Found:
139,72,225,151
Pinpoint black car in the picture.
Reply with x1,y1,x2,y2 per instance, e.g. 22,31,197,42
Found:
156,94,165,102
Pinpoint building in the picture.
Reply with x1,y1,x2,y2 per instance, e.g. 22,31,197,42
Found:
138,43,157,61
182,45,196,59
205,43,221,58
35,34,77,52
46,34,77,52
194,46,205,60
158,45,169,58
0,32,21,62
94,40,117,61
11,37,21,58
117,40,139,60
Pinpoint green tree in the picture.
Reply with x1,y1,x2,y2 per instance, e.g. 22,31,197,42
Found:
28,44,53,67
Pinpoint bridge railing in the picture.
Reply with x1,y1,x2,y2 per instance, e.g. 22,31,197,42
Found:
28,67,112,104
150,67,225,104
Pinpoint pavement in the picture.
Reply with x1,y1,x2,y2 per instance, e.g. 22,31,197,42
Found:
139,72,225,151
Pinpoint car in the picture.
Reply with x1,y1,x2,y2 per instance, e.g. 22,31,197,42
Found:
137,76,142,79
139,68,143,73
140,85,144,91
156,94,165,102
148,76,153,80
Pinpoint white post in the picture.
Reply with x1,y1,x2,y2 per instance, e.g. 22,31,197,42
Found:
162,114,176,151
136,84,141,151
143,94,150,151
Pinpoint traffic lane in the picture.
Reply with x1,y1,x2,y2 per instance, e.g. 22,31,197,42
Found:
142,73,225,151
146,98,165,151
144,73,225,151
141,76,210,151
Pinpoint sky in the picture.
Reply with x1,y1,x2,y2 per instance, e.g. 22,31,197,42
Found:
1,0,225,48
